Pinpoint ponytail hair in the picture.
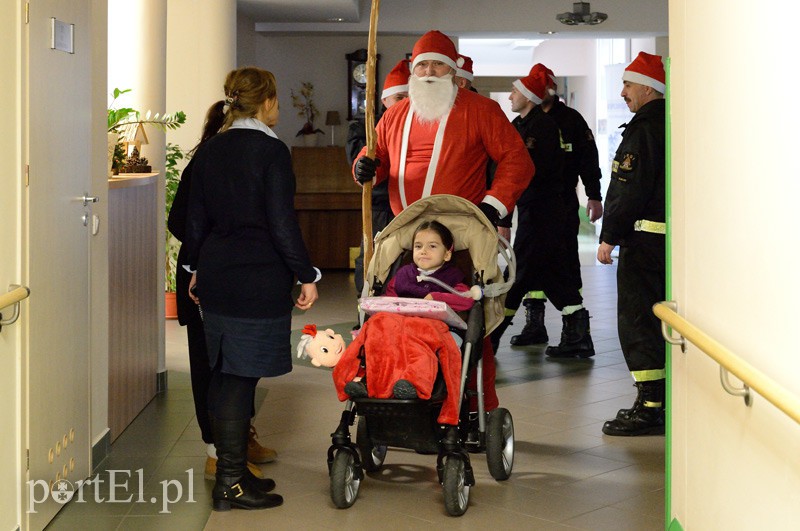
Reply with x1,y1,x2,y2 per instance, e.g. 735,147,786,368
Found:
220,66,278,131
188,100,225,157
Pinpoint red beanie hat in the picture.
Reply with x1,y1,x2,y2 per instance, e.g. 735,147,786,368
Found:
381,59,410,99
411,30,463,72
623,52,666,93
455,54,474,81
513,66,549,105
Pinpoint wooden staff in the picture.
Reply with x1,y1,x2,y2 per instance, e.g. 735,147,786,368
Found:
362,0,380,283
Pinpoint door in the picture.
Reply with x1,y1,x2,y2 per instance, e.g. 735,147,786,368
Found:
24,1,92,528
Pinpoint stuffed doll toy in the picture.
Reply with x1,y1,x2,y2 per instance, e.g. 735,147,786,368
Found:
297,314,463,425
296,324,346,368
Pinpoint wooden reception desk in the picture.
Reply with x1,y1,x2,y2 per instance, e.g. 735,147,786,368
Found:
108,172,159,440
292,147,363,269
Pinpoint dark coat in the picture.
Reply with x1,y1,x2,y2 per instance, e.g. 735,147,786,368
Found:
512,105,564,203
547,97,603,201
167,157,201,325
600,99,665,247
185,128,316,319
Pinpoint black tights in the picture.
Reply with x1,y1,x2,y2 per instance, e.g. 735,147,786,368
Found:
208,365,259,422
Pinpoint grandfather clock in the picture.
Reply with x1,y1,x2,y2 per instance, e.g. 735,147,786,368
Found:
346,49,380,121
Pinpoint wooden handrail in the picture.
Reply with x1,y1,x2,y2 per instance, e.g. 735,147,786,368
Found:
653,301,800,425
0,285,29,312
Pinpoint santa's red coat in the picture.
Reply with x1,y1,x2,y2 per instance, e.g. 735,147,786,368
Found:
354,88,534,217
332,313,462,425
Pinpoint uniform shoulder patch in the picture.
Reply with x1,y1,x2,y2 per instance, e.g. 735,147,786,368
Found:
619,152,636,171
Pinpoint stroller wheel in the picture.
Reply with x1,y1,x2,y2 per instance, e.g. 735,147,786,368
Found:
356,416,387,472
486,407,514,481
442,455,470,516
330,450,361,509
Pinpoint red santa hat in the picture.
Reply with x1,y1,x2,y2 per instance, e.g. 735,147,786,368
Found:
455,54,474,81
513,66,550,105
381,59,410,99
531,63,558,94
411,30,463,72
623,52,666,93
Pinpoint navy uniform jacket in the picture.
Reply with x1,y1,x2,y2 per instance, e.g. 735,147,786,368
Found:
547,97,603,201
512,105,564,205
600,99,665,247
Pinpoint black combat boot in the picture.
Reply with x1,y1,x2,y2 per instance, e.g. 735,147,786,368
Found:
212,418,283,511
616,384,644,419
490,315,514,352
602,380,665,436
510,299,548,345
545,308,595,358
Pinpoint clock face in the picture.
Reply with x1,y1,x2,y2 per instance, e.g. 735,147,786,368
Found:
346,50,379,120
352,63,367,85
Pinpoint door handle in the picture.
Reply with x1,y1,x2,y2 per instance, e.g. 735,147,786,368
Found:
82,194,99,206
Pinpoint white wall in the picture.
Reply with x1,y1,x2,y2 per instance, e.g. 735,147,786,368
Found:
166,0,236,157
238,26,418,145
0,1,23,527
669,0,800,528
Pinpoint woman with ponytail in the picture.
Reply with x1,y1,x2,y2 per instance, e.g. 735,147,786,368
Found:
182,67,319,511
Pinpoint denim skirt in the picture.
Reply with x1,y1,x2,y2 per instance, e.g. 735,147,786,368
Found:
203,311,293,378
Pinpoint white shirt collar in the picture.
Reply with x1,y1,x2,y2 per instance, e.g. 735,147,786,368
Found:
229,117,278,139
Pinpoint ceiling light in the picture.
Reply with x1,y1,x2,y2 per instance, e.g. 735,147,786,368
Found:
556,2,607,25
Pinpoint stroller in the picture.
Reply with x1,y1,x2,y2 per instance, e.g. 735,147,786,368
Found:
327,195,517,516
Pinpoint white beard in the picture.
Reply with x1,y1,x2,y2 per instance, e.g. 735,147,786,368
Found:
409,74,457,123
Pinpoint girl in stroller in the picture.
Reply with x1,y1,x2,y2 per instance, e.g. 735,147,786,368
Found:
347,220,474,400
385,220,474,315
298,220,473,402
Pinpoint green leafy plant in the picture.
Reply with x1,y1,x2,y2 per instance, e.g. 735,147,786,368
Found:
108,87,186,135
164,143,184,293
291,82,323,137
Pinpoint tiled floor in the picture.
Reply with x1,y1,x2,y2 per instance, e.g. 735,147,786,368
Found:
48,239,665,530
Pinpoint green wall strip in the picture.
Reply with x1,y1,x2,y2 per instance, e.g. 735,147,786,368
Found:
668,517,684,531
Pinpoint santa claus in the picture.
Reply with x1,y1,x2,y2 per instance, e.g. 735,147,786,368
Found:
353,30,534,224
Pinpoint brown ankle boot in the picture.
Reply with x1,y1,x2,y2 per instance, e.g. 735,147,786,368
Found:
247,425,277,464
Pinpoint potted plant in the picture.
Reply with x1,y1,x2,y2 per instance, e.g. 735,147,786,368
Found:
164,143,184,319
107,87,186,175
291,82,323,146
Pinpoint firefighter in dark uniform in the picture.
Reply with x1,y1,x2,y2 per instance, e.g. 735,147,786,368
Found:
491,67,595,356
510,63,603,357
598,52,666,436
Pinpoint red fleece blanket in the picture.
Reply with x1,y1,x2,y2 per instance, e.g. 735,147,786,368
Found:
332,312,463,425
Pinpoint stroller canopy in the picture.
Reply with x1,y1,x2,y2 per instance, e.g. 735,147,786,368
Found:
364,195,508,335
